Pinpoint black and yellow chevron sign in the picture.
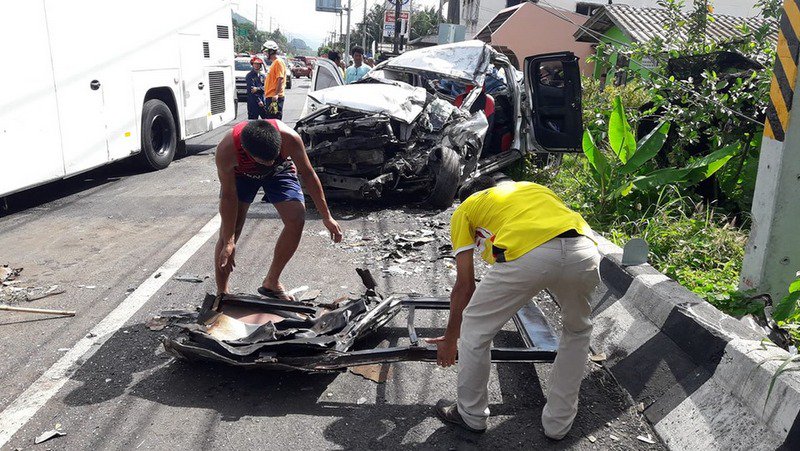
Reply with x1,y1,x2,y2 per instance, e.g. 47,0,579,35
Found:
766,0,800,141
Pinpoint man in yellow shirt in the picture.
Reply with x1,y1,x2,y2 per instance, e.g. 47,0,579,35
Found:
428,176,601,439
262,40,286,120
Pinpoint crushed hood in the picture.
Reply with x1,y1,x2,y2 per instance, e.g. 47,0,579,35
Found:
376,40,492,85
306,82,428,124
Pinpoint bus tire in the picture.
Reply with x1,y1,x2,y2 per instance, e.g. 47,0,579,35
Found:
139,99,176,170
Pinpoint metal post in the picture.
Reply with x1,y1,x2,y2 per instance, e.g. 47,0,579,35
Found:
345,0,352,65
740,0,800,302
394,0,401,53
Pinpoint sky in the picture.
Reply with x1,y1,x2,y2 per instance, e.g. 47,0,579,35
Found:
233,0,442,49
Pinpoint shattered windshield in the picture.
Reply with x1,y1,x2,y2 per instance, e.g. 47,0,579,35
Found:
378,40,491,85
306,82,428,124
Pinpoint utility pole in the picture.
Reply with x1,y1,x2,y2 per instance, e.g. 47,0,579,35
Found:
740,0,800,303
345,0,352,64
363,0,368,51
447,0,460,24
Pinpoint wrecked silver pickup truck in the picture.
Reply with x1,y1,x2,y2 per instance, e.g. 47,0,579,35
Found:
295,41,584,207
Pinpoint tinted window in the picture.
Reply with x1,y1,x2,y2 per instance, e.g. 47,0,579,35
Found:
235,61,251,71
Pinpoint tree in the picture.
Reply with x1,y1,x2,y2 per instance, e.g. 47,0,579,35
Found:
593,0,781,212
410,6,443,39
348,3,387,54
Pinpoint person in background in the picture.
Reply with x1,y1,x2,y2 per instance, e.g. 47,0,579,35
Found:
245,57,266,120
327,50,345,77
345,46,371,84
262,40,286,120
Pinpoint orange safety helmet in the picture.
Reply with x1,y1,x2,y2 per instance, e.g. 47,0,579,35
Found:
250,57,264,65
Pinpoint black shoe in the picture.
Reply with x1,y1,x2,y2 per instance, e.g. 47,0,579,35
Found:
435,399,486,434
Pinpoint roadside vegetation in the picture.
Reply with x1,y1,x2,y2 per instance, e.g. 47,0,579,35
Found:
512,0,799,348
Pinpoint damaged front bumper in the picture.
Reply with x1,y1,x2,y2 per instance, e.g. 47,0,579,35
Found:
161,270,558,371
296,95,487,202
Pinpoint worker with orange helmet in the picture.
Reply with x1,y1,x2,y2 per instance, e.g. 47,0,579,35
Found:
246,56,266,119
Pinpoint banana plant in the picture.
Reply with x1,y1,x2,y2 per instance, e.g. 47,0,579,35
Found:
582,95,739,202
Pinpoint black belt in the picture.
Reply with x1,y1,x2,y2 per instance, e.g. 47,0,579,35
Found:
557,229,582,238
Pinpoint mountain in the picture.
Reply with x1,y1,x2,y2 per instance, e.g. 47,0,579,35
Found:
231,11,253,26
290,38,310,51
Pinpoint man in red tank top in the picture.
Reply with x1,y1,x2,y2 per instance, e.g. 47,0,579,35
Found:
214,119,342,299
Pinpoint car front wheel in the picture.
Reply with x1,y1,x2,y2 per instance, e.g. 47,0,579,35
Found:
426,147,461,209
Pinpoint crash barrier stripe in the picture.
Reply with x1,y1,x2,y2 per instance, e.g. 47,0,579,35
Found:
589,235,800,450
766,0,800,142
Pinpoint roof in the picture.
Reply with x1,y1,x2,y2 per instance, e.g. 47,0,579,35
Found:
574,4,777,44
475,4,522,43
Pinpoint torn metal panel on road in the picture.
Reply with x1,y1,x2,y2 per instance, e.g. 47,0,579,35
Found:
160,270,559,372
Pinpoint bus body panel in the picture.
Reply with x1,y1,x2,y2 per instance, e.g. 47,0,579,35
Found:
0,1,66,196
0,0,235,197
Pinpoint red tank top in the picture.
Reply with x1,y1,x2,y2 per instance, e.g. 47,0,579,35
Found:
231,120,295,178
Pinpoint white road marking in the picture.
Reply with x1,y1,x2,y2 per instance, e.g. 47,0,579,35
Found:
0,213,221,447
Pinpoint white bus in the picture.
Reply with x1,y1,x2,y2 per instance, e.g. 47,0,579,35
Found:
0,0,237,197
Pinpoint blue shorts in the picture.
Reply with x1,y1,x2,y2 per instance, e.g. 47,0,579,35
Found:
235,172,305,204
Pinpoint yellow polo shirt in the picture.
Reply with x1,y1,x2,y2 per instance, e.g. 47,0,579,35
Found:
264,58,286,98
450,181,593,264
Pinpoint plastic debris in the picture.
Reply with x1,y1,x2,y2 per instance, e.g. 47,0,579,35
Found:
77,285,96,289
609,434,619,441
589,352,607,363
587,435,597,443
299,289,321,302
637,434,656,444
34,429,66,445
145,316,169,331
174,275,207,283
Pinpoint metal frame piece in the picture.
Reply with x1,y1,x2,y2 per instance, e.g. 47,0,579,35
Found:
162,271,559,371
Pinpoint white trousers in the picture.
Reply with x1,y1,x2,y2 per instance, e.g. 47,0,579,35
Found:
456,236,600,438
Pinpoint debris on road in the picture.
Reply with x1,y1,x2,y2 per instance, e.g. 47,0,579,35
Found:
299,289,321,302
173,275,208,283
589,352,607,363
609,434,620,441
349,363,393,383
1,265,22,284
637,434,657,444
34,429,66,445
77,285,96,289
0,305,75,317
587,435,597,443
145,316,169,331
1,267,65,304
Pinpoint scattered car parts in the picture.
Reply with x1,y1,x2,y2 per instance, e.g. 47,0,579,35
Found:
161,269,559,371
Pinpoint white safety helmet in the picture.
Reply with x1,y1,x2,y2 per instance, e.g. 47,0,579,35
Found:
262,40,279,52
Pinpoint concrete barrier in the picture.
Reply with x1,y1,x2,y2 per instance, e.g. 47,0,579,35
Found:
590,236,800,450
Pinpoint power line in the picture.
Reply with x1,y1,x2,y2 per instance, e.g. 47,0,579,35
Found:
534,0,766,126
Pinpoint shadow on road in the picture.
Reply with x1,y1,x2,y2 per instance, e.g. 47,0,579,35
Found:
0,142,216,218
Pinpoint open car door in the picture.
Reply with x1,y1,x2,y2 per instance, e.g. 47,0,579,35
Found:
311,58,344,91
300,58,345,118
524,52,583,151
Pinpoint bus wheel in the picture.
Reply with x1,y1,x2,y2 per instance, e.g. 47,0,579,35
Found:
139,99,176,170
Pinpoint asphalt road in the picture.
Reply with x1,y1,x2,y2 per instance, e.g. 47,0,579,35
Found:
0,77,663,450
